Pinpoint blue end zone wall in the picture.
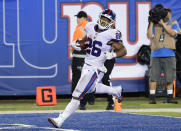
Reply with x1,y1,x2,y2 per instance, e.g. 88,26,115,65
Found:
0,0,180,95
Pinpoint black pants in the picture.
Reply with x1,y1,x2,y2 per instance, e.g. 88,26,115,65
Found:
72,57,94,107
102,59,115,105
72,57,84,93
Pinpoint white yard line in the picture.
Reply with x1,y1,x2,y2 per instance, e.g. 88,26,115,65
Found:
0,123,79,131
122,108,181,112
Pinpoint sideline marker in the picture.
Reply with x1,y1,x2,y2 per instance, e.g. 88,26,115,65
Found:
173,81,176,98
36,86,57,106
114,97,122,112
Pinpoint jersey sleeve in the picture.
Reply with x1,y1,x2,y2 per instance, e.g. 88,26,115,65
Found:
84,22,93,34
109,29,123,43
84,23,89,33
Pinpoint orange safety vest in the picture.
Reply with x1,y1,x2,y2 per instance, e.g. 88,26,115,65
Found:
72,20,88,42
72,20,88,54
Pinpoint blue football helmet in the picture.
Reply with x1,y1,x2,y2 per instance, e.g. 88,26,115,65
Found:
97,9,116,30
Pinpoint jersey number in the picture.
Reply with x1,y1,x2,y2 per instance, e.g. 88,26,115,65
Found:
87,38,102,57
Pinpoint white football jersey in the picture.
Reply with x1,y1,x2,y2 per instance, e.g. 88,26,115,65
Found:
84,22,122,68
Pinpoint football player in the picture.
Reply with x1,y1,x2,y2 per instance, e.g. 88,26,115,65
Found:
48,9,127,128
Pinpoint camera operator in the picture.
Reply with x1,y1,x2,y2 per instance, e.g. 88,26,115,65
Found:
147,7,179,104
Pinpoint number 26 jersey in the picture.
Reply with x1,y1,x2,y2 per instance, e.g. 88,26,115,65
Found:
84,22,122,68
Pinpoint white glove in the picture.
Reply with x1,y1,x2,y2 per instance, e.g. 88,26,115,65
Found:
106,51,117,60
70,41,81,51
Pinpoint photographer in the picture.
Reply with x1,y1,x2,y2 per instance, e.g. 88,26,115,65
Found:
147,7,179,104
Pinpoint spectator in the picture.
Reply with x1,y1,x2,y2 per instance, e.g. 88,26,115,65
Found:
147,7,179,104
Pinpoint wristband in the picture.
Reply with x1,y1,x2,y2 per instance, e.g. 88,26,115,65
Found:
112,52,117,58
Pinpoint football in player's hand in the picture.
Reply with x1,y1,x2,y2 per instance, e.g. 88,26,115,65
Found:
77,39,88,50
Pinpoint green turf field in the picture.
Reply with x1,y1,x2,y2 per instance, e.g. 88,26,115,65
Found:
0,97,181,117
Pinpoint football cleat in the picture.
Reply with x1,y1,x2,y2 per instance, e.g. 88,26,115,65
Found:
167,99,178,104
48,117,60,128
117,96,123,103
115,86,123,103
149,99,156,104
149,95,156,104
106,103,114,110
79,105,86,110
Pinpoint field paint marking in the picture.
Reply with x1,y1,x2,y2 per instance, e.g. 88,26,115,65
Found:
0,124,79,131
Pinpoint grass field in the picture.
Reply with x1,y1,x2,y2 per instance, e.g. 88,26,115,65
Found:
0,96,181,117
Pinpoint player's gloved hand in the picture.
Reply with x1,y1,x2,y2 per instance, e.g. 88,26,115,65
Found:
106,51,117,60
70,41,81,51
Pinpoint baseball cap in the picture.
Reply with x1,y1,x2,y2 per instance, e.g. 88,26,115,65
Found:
75,11,88,18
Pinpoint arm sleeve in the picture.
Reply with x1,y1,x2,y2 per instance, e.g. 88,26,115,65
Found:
172,23,179,33
84,22,94,35
109,29,123,43
84,23,90,34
